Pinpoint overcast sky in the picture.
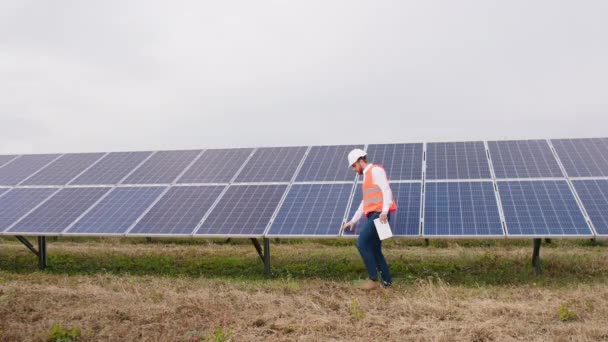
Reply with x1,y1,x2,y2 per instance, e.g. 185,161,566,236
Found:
0,1,606,154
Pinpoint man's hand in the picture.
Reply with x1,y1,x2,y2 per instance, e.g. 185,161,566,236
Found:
342,221,355,232
379,211,389,224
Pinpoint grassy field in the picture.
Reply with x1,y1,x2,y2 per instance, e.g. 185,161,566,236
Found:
1,237,607,341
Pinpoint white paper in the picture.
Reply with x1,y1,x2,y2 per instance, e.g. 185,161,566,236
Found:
374,218,393,240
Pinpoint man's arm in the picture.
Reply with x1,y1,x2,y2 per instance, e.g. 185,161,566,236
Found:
342,201,363,231
350,201,364,223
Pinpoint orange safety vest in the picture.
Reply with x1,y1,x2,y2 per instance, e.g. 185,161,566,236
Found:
362,165,397,215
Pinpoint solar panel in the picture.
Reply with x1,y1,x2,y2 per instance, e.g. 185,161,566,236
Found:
65,186,167,235
21,153,105,186
295,145,362,182
177,148,253,184
424,181,503,236
572,179,608,235
266,183,353,237
0,188,9,197
344,182,422,237
497,180,592,236
7,187,111,234
426,142,491,180
0,154,59,186
128,185,225,235
121,150,201,185
70,151,152,185
234,146,307,183
0,155,18,168
0,188,58,232
365,143,423,180
488,140,563,178
198,184,287,236
552,138,608,177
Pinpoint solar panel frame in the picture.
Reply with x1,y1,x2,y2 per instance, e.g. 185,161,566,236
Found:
69,151,154,185
20,153,106,186
295,145,363,182
488,140,564,179
0,188,60,233
127,185,226,236
121,150,202,185
266,183,355,237
196,184,289,237
233,146,308,183
551,138,608,178
422,181,504,237
64,186,168,236
0,154,62,186
176,148,254,184
497,180,593,237
342,181,423,237
426,141,492,180
365,143,423,181
6,187,112,235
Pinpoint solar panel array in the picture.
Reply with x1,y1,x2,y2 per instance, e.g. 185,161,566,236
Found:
0,137,606,238
424,181,503,236
488,140,563,179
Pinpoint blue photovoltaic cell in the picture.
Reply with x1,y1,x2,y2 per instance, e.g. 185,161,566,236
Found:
177,148,253,184
267,183,353,236
552,138,608,177
295,145,363,182
122,150,201,184
0,188,9,197
365,144,423,180
70,151,152,185
0,154,59,186
129,185,225,235
498,180,591,236
0,188,58,231
0,155,18,168
8,187,111,234
234,146,307,183
424,182,503,236
198,184,287,236
488,140,563,178
22,153,105,186
65,186,166,235
344,182,422,237
426,142,491,180
572,179,608,235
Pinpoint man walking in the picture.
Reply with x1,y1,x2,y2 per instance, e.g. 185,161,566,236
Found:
342,148,397,290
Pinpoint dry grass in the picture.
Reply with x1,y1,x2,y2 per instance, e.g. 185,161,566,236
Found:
1,239,607,341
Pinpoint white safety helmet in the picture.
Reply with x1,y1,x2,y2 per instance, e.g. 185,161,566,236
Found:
347,148,367,167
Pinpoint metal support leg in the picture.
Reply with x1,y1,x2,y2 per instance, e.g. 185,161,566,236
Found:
15,236,38,256
424,239,430,247
263,238,271,276
38,236,47,270
532,238,541,276
250,238,264,263
250,238,271,276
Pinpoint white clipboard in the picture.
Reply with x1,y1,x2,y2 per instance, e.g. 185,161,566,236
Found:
373,218,393,240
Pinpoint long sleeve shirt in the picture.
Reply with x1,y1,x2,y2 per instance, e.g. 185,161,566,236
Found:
350,164,393,223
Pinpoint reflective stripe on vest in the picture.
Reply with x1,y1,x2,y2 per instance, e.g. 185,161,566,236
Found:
362,165,397,215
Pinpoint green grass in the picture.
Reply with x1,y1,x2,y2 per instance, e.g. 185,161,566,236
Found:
0,238,606,287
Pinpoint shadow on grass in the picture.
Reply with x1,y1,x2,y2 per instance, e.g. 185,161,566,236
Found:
1,238,606,287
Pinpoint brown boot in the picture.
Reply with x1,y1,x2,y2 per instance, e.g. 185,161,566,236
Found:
360,279,380,290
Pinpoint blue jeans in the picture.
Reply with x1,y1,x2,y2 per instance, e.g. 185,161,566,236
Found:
356,212,392,284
